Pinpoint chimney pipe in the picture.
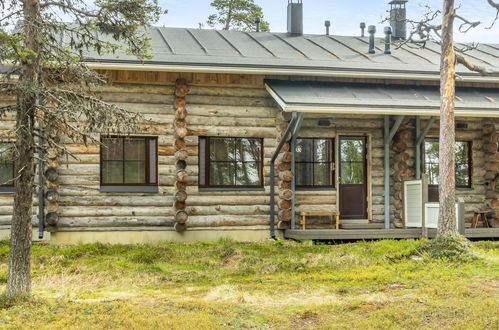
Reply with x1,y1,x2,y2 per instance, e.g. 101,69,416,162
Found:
287,0,303,35
384,26,392,54
360,22,366,37
389,0,408,40
368,25,376,54
255,16,261,32
325,20,331,35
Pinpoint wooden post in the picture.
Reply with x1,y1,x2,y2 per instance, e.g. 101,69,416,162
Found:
173,78,189,232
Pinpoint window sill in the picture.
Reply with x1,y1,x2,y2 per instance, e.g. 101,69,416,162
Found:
100,186,159,193
198,187,265,192
0,187,15,193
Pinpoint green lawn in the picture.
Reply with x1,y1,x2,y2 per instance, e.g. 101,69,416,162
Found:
0,239,498,329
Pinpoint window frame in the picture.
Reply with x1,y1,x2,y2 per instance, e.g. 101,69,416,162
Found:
100,136,158,187
295,137,335,190
199,136,264,189
0,142,15,191
423,138,473,189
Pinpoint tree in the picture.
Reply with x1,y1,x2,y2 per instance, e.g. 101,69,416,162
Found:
0,0,165,299
207,0,270,32
396,0,498,237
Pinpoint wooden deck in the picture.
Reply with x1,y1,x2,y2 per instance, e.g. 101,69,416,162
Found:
284,228,499,240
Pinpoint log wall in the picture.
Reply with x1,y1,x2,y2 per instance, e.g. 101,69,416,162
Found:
1,72,497,233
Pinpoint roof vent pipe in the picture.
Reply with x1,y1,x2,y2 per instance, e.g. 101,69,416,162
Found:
360,22,366,37
389,0,408,40
384,26,392,54
287,0,303,35
368,25,376,54
255,16,261,32
325,20,331,35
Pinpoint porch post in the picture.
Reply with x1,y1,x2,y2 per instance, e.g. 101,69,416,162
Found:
384,115,405,229
291,113,305,230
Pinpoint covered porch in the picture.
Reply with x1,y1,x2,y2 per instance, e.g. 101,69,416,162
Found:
266,80,499,240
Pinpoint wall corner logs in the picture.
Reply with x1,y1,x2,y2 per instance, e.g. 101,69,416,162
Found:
391,117,416,228
44,147,60,230
276,112,293,229
483,120,499,227
173,78,189,232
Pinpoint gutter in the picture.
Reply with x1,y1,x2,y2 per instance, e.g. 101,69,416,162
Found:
37,128,45,239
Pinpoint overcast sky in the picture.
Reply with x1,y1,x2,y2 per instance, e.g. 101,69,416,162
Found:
158,0,498,43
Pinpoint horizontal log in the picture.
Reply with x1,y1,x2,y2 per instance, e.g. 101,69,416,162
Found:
187,215,268,228
186,104,277,118
58,216,174,228
483,123,496,134
59,206,173,217
187,205,269,216
59,195,172,207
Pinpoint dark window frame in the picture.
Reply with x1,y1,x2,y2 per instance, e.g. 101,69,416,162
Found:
423,138,473,189
100,136,158,187
295,137,335,189
199,136,264,189
0,142,15,188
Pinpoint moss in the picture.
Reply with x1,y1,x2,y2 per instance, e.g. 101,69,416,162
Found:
417,234,477,262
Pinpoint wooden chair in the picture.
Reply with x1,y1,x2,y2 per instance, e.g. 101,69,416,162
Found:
471,211,490,228
299,211,340,230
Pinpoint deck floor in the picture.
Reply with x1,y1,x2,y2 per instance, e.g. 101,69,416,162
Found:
284,228,499,240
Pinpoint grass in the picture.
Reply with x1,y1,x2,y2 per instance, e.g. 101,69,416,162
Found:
0,238,497,329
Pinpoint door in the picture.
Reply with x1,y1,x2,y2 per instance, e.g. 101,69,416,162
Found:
339,136,368,219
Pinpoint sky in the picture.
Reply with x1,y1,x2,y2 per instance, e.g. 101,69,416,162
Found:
158,0,498,43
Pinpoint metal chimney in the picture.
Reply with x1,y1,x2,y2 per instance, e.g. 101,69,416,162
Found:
287,0,303,35
389,0,408,40
360,22,366,37
255,16,261,32
368,25,376,54
325,20,331,35
384,26,392,54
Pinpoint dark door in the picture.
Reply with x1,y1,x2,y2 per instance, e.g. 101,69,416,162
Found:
339,136,368,219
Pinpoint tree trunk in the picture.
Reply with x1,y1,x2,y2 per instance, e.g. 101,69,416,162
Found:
7,0,41,299
437,0,458,236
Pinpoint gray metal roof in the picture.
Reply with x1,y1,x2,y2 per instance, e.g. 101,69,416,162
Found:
265,80,499,117
84,27,499,79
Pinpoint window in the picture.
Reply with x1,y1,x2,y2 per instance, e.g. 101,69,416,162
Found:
424,139,472,188
100,136,158,187
0,143,14,187
295,138,334,188
199,137,263,188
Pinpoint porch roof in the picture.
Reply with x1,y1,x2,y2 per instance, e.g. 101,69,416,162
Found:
265,80,499,117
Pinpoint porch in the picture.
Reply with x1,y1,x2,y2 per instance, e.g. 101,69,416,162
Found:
266,80,499,240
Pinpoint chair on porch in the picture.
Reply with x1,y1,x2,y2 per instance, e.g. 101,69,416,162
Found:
299,211,340,230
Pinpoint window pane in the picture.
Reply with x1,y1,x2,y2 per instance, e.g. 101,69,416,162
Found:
237,139,261,162
456,164,469,186
314,163,331,186
296,139,313,162
236,162,260,185
102,161,123,184
0,164,13,185
102,138,123,161
124,161,146,184
0,143,13,162
425,162,439,185
149,139,157,184
314,139,330,162
296,163,313,186
124,139,145,161
341,162,364,184
425,141,439,164
340,139,363,162
210,162,235,186
210,138,235,162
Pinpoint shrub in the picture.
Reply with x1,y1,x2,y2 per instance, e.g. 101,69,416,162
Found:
416,234,477,262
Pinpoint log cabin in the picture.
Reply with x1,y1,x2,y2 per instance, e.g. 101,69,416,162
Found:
1,0,498,243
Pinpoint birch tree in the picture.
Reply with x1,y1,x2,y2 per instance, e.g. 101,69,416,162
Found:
0,0,165,299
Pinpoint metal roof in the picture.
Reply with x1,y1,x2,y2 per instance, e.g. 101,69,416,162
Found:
84,27,499,81
265,80,499,117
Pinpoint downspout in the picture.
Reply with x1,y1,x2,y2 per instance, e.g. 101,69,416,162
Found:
270,113,299,239
37,127,45,239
